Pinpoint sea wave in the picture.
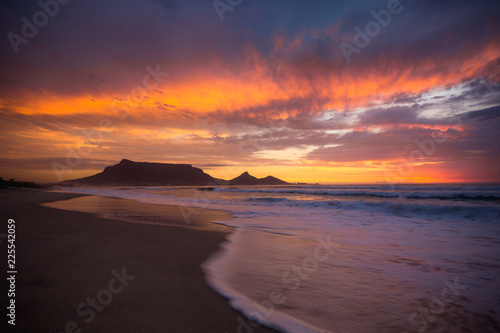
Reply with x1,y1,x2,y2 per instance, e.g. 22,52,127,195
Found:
220,187,500,200
58,186,500,222
202,230,332,333
242,197,500,222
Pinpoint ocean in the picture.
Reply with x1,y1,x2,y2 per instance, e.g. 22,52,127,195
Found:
56,184,500,333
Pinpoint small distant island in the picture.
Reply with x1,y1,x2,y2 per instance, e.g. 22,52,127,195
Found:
61,159,289,186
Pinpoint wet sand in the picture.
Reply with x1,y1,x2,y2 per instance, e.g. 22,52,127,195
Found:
0,188,275,332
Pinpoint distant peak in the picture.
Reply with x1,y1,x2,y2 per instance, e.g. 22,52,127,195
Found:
241,171,250,175
120,159,133,164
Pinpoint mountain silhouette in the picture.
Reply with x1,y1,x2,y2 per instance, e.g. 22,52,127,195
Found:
229,171,258,185
61,159,288,186
229,172,287,185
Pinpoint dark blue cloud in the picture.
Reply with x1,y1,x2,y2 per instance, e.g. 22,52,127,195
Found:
1,0,499,97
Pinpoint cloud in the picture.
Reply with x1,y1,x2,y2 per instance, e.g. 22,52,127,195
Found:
1,0,500,182
0,157,114,171
307,105,500,167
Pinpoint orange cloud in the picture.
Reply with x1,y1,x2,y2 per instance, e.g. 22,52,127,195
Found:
2,18,500,184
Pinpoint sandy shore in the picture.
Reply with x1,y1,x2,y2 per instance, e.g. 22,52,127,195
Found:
0,188,276,333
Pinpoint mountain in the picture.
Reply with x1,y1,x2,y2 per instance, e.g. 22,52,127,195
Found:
61,159,288,186
229,171,258,185
258,175,289,185
62,159,222,186
229,172,288,185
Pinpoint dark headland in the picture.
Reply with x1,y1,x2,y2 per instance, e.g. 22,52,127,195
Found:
61,159,289,186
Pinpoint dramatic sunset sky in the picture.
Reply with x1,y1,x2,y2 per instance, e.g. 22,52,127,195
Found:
0,0,499,183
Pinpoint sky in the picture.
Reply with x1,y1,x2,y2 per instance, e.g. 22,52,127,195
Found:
0,0,499,184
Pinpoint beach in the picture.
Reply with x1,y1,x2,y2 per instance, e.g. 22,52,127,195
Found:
55,184,500,333
0,189,276,333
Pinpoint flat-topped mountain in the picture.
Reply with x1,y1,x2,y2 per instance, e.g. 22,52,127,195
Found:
61,159,288,186
62,159,218,186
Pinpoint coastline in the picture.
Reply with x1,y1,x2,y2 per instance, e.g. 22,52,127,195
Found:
0,188,276,332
